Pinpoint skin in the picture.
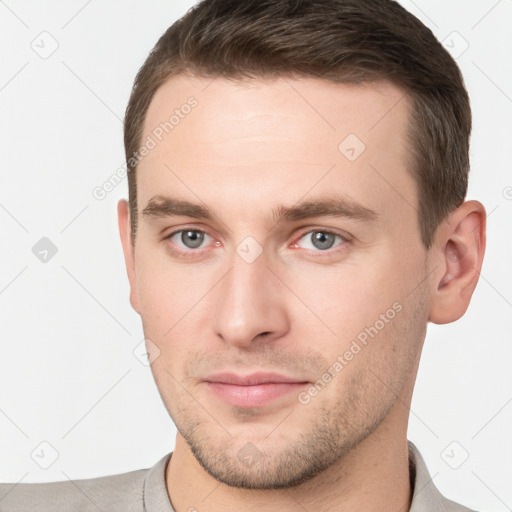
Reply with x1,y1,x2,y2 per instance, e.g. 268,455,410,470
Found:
118,75,486,512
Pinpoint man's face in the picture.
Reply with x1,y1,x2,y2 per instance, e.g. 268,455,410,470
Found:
125,75,432,488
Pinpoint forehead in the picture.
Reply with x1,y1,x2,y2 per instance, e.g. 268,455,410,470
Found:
137,74,416,229
144,74,410,149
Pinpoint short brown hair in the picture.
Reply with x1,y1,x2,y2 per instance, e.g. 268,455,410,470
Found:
124,0,471,249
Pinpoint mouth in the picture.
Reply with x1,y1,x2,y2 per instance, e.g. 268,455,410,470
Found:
203,372,310,408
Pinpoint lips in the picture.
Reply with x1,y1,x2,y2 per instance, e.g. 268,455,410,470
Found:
203,372,309,408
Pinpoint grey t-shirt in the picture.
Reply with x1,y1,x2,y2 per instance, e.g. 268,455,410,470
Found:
0,441,477,511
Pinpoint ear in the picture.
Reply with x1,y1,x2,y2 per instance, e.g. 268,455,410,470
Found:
428,200,486,324
117,199,141,315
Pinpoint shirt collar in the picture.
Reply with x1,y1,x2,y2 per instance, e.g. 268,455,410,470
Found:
407,440,458,512
143,452,173,512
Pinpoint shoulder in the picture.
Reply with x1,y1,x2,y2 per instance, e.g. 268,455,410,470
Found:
407,441,479,512
0,465,148,512
441,496,480,512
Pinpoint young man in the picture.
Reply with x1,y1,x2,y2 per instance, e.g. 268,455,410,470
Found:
0,0,486,510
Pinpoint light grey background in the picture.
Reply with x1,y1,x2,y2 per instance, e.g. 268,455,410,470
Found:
1,1,511,510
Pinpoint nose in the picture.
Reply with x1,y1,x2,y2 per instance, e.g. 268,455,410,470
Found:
212,245,290,349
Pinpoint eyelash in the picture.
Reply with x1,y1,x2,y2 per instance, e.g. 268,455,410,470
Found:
162,227,349,258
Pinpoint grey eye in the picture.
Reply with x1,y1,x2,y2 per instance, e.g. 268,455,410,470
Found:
180,230,205,249
310,231,336,250
297,230,344,251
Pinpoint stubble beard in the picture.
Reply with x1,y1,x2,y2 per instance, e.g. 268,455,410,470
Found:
171,373,396,490
161,284,428,490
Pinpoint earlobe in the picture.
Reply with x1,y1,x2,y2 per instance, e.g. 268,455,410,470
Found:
429,201,486,324
117,199,141,315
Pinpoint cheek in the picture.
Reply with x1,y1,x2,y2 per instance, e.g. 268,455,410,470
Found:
135,252,217,374
287,254,422,381
287,259,401,341
135,247,209,331
308,296,424,420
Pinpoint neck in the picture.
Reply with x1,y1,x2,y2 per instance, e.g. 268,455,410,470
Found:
166,405,412,512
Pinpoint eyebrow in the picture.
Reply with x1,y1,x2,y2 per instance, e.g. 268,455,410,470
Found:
141,194,378,225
